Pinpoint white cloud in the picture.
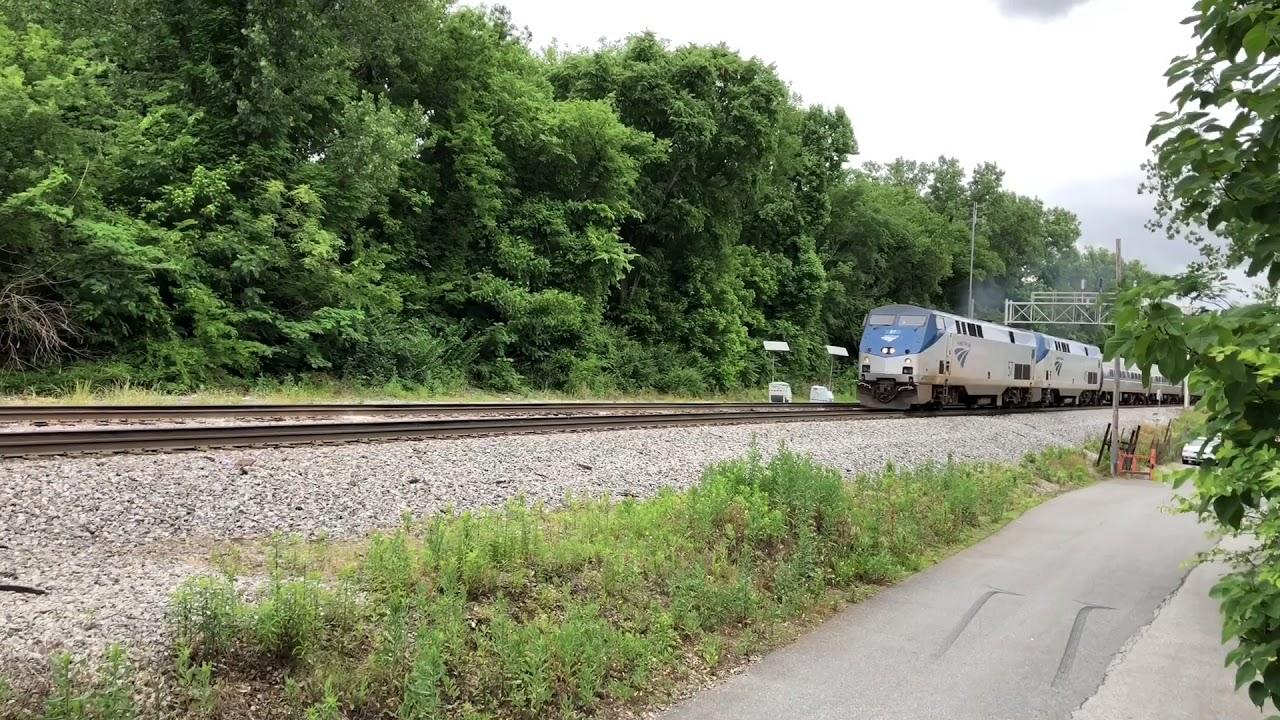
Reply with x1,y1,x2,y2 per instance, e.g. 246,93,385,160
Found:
994,0,1092,21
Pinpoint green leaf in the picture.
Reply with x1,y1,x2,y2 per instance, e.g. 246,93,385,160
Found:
1244,22,1271,58
1265,658,1280,694
1207,203,1230,229
1147,121,1176,145
1252,680,1269,708
1166,57,1196,82
1174,173,1204,195
1255,92,1280,120
1240,661,1260,690
1214,495,1246,529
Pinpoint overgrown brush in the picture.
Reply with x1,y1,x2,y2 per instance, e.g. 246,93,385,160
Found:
4,444,1095,720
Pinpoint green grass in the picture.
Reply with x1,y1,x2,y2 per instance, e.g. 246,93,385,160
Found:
1,444,1095,720
0,377,849,407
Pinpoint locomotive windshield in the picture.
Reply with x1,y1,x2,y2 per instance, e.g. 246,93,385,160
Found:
867,313,896,325
897,315,928,327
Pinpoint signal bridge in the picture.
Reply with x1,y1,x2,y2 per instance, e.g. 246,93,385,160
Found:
1004,291,1115,327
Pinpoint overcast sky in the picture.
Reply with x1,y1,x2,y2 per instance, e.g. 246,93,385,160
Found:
483,0,1262,297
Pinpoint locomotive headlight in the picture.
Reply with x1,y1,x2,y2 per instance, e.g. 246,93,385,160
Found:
903,357,912,364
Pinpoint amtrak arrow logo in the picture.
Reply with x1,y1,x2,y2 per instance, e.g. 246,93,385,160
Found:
1054,359,1064,376
881,335,897,343
955,347,970,368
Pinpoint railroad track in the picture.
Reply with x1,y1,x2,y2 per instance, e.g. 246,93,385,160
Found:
0,401,845,423
0,404,1113,458
0,407,879,457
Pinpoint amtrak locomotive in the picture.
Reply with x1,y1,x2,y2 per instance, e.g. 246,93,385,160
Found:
856,304,1188,410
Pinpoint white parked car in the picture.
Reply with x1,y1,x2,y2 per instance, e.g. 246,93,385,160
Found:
1181,436,1220,466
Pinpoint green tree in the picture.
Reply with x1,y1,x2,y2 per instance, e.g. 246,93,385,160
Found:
858,156,1086,322
818,173,964,348
738,104,856,377
1112,1,1280,714
548,33,824,388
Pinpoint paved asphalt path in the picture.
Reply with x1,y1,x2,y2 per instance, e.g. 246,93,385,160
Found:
1072,537,1267,719
659,479,1219,720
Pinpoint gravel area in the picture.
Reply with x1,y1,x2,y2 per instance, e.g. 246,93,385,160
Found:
0,406,1181,682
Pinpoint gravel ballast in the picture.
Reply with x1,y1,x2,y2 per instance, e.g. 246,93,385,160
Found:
0,406,1181,680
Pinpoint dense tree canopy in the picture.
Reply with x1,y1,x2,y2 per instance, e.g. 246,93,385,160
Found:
0,0,1140,393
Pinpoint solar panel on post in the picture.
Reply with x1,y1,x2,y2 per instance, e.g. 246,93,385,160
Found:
824,345,848,396
762,340,790,400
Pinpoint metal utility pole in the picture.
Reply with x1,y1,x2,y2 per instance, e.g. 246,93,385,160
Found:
1111,237,1122,476
968,203,979,317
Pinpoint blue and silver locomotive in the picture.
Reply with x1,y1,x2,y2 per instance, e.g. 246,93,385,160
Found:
855,304,1185,410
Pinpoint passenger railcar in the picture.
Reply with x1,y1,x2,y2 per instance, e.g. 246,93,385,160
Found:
855,303,1190,410
1102,364,1185,405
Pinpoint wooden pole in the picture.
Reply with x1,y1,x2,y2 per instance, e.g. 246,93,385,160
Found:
1111,238,1122,476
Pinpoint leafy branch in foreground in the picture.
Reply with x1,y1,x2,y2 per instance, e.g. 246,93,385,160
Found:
1120,0,1280,714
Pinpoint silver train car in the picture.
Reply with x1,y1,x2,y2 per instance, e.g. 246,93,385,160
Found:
855,304,1190,410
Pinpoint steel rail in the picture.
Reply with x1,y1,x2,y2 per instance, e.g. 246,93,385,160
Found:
0,401,856,422
0,408,884,457
0,404,1113,458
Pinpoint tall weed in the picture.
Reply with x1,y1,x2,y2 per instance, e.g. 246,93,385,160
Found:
125,443,1094,719
39,646,137,720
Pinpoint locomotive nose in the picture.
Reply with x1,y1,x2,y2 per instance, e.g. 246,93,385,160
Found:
860,353,914,379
